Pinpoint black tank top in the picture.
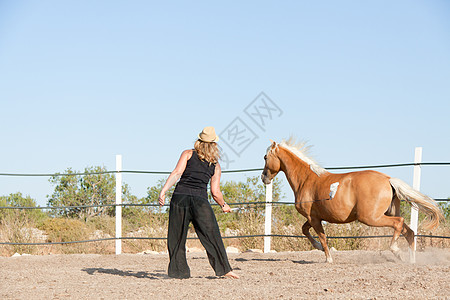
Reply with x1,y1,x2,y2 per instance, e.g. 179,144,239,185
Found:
173,150,216,200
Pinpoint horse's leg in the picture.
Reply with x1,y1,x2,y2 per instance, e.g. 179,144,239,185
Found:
360,215,405,261
302,221,324,251
402,223,416,263
388,217,407,261
388,197,416,263
310,219,333,263
388,198,403,257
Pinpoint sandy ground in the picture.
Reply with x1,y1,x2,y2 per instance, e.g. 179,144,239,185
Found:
0,249,449,299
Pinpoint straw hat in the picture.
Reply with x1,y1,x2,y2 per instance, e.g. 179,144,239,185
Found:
198,126,219,143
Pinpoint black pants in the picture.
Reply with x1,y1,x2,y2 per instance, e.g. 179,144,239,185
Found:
167,193,232,279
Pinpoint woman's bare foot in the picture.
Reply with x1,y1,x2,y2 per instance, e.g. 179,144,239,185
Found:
224,271,239,279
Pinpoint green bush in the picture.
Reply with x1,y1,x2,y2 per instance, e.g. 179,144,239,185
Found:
439,202,450,220
0,193,47,224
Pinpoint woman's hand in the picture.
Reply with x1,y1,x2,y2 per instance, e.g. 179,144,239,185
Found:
158,192,165,206
221,203,231,213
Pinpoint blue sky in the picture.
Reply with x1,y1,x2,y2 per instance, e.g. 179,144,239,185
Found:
1,1,449,206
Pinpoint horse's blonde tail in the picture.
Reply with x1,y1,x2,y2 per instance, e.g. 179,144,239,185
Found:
390,178,444,230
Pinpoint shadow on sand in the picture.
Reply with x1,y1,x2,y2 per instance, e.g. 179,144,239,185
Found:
234,257,315,264
82,268,168,280
81,268,229,280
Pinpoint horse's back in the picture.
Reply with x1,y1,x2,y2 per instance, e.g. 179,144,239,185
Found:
324,170,391,197
349,170,392,194
308,170,393,223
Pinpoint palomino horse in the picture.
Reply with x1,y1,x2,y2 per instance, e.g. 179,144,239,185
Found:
261,139,443,263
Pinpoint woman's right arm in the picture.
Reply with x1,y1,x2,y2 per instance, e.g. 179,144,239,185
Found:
158,150,192,206
210,163,231,213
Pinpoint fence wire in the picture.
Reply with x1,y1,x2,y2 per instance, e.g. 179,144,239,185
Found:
1,198,449,211
1,161,449,247
1,234,449,246
0,161,450,177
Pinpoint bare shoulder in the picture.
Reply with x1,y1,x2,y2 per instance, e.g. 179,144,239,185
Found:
213,162,222,176
181,149,194,159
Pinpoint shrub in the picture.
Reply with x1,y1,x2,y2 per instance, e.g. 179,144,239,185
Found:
122,211,169,253
38,218,91,254
0,193,47,224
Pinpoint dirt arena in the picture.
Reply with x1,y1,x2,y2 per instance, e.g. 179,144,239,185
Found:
1,249,449,299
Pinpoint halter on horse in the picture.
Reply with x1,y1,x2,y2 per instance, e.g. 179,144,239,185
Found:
261,139,443,263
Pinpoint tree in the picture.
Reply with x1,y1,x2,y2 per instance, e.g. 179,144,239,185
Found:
219,176,284,212
47,166,133,220
143,177,175,213
0,192,46,223
439,199,450,220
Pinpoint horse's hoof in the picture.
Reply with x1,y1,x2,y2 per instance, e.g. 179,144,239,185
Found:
312,242,324,251
390,249,403,262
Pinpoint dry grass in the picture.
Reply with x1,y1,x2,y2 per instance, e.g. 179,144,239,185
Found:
1,206,449,256
0,215,41,256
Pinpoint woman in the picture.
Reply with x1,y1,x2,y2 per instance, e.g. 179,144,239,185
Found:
158,126,239,279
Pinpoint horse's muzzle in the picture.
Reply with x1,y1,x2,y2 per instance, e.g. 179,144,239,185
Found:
261,174,272,185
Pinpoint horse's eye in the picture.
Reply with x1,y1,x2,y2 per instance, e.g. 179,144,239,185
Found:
264,155,267,160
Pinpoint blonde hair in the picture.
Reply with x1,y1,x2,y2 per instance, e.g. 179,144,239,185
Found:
194,140,220,164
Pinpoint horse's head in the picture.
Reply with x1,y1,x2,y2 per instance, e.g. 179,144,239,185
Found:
261,140,281,184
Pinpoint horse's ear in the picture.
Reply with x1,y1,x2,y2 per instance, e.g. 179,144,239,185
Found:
270,139,276,146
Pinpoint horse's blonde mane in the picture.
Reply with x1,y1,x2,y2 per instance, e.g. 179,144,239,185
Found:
268,137,327,176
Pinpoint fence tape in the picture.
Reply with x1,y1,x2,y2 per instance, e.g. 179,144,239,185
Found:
1,234,449,246
1,162,449,177
1,198,449,211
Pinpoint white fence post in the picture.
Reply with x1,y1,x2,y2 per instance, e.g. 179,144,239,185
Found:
264,181,273,253
115,154,123,255
411,147,422,253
